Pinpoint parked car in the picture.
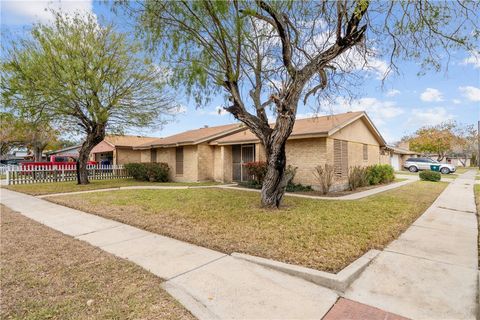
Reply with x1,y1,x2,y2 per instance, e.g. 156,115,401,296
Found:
403,157,456,174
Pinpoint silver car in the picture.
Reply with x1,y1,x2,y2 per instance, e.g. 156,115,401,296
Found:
403,157,456,174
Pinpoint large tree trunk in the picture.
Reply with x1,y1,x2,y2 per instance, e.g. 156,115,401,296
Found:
261,140,288,208
77,125,105,185
33,145,43,162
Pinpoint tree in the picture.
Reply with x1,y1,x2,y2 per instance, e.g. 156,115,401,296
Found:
121,0,478,208
408,122,457,161
452,124,478,167
0,112,23,159
2,12,175,184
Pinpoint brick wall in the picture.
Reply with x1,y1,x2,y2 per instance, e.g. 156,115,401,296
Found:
213,145,233,183
116,148,141,164
285,138,328,186
197,143,214,181
140,150,151,163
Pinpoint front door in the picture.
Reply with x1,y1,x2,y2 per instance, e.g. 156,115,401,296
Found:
232,144,256,182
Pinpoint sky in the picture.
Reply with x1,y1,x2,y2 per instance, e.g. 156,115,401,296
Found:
1,0,479,144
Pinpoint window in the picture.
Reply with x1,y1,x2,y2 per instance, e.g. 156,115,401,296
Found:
175,147,184,175
333,139,348,177
363,144,368,161
150,149,157,163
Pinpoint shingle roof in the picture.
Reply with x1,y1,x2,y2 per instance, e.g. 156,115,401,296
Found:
211,111,376,145
135,123,246,149
91,135,159,153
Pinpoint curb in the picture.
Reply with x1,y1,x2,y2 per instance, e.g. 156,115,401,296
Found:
231,249,380,292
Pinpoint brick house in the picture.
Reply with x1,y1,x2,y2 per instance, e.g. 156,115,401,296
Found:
135,111,389,190
90,135,158,165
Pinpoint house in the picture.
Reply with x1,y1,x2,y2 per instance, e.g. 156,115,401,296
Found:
135,111,388,190
46,145,81,158
90,135,158,165
134,124,247,182
382,145,419,171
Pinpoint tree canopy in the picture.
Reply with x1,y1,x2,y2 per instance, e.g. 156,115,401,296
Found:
2,11,176,183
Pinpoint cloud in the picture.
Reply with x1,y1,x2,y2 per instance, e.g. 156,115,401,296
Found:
206,106,229,116
322,97,404,126
1,0,93,25
386,89,401,97
462,51,480,69
406,107,454,128
451,99,461,105
420,88,443,102
459,86,480,102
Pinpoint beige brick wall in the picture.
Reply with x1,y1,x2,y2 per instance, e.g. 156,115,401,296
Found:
256,143,267,162
213,145,233,183
197,143,214,181
116,148,141,164
140,150,151,163
175,145,198,182
285,138,328,186
331,118,380,145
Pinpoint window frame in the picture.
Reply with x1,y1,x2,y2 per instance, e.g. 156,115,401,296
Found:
175,147,184,175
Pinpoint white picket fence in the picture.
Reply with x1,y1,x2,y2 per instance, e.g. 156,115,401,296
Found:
6,164,130,185
0,165,19,175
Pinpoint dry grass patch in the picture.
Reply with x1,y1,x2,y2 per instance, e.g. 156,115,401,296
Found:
48,181,446,273
0,205,195,320
3,178,219,196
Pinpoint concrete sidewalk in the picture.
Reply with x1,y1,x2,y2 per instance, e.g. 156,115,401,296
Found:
0,188,338,320
344,169,478,319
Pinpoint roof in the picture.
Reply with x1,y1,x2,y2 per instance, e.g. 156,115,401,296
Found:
91,135,159,153
385,145,418,155
135,123,246,149
211,111,386,146
46,145,81,155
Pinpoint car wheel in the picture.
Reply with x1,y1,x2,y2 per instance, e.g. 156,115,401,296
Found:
409,166,418,172
440,167,450,174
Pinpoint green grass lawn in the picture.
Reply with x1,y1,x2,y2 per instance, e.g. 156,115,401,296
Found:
3,178,220,195
0,205,194,320
48,181,447,273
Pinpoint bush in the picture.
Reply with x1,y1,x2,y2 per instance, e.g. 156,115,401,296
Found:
366,164,395,185
125,162,170,182
313,164,334,194
348,166,368,191
243,161,267,184
286,182,312,192
419,170,441,182
241,162,310,191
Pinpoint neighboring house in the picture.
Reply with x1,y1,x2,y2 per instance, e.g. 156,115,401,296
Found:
135,111,388,190
382,145,419,171
46,145,81,158
90,135,159,165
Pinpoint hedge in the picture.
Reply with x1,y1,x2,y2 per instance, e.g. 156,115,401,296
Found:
124,163,170,182
419,170,441,182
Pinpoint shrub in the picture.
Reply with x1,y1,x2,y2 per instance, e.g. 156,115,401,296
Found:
419,170,441,182
286,182,312,192
125,162,170,182
313,164,334,194
366,164,395,185
243,161,267,184
348,166,368,190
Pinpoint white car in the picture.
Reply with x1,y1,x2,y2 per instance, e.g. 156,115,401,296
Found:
403,157,456,174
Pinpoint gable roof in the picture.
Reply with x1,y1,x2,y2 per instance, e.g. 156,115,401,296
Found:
211,111,386,146
91,135,158,153
134,123,246,149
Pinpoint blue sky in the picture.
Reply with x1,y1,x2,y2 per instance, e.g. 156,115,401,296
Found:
1,0,479,144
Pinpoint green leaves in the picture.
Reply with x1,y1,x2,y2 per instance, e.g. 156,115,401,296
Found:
2,10,174,135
